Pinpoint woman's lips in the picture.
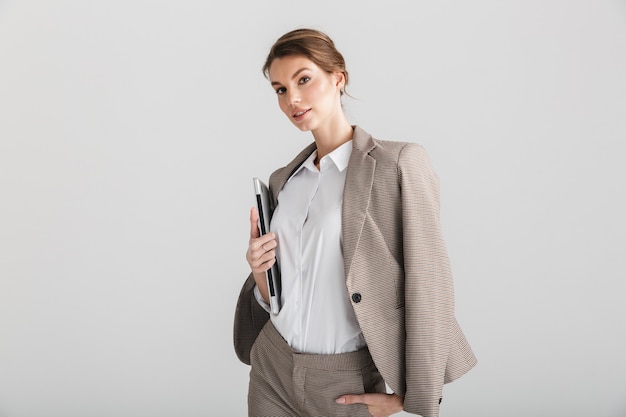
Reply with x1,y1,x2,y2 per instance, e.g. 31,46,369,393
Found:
292,108,310,121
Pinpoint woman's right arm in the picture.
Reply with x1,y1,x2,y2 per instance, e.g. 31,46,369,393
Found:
233,206,277,365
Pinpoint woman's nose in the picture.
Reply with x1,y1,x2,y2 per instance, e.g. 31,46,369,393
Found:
286,90,301,106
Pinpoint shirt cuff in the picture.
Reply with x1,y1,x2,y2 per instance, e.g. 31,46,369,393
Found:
253,285,271,313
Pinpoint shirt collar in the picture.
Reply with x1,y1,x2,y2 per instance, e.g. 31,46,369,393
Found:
327,139,353,172
288,140,353,181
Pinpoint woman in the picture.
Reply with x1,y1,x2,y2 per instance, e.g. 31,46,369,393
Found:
234,28,477,417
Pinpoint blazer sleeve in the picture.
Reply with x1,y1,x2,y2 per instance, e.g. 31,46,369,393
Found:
399,143,454,417
233,273,270,365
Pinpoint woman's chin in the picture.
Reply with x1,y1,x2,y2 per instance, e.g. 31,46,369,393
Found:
291,120,314,132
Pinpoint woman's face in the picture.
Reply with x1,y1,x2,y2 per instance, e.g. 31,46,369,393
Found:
268,55,344,132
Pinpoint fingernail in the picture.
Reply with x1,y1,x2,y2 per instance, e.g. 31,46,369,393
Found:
335,397,345,404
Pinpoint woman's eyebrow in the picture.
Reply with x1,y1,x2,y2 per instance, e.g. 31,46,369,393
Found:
271,67,311,86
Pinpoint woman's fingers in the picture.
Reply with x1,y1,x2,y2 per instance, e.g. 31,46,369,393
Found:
249,207,260,239
256,237,277,251
249,233,276,255
245,207,277,273
248,249,276,274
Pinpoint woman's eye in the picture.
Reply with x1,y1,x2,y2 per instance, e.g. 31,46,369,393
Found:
299,76,310,85
275,87,286,95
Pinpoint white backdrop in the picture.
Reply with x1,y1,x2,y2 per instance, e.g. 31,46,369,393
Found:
1,1,625,416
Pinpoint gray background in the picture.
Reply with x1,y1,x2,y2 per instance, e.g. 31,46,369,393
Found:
1,1,625,416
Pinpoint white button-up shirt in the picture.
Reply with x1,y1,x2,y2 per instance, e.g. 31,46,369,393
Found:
254,140,365,354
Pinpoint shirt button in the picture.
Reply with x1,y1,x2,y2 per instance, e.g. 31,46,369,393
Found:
351,293,362,303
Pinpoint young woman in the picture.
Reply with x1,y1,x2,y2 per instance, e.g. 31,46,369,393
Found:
234,28,477,417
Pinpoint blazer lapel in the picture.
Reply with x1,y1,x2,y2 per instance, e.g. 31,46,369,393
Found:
342,127,377,282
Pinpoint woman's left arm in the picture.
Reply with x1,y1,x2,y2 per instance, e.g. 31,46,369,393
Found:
399,143,455,416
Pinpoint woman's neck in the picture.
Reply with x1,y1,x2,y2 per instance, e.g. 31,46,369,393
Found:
311,116,354,163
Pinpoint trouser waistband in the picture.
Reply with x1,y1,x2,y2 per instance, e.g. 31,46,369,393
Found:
262,320,374,371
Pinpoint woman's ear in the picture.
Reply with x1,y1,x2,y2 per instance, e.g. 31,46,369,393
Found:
334,71,346,90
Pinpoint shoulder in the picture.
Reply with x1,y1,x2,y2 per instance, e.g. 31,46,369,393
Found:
352,125,422,153
358,127,429,168
357,128,437,183
372,138,427,160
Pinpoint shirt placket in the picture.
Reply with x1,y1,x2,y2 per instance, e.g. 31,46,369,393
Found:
298,168,322,351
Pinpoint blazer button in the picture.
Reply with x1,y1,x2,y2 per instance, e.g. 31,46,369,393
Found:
351,293,362,303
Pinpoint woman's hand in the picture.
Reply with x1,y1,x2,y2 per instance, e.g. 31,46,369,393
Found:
245,207,277,303
335,392,404,417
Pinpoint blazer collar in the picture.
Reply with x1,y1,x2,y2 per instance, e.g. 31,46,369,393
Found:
351,125,377,155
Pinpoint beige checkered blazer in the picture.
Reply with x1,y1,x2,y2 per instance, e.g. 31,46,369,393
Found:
234,126,477,417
